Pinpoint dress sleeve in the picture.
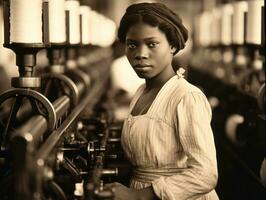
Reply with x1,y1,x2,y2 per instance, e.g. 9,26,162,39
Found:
151,91,218,200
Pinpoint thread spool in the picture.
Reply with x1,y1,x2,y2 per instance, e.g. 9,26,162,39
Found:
10,0,43,43
90,10,99,46
208,96,220,110
198,12,212,47
211,8,221,46
0,6,16,73
225,114,245,146
48,0,66,43
79,6,91,45
65,0,80,45
246,0,264,45
98,15,104,47
99,16,116,47
221,4,233,45
87,9,94,45
98,15,107,47
94,12,102,46
232,1,248,45
260,158,266,186
106,19,116,46
0,6,3,45
102,18,108,47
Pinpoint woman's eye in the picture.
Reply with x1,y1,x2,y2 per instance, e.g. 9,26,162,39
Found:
127,43,137,49
148,42,158,48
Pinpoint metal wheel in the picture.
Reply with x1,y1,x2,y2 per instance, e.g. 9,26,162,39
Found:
0,88,56,147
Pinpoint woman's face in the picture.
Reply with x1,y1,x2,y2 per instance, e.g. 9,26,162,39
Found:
125,23,174,79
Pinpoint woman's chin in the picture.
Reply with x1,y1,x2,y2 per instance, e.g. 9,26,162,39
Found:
136,72,152,79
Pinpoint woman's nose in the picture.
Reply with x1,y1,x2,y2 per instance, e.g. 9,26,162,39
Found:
135,45,149,60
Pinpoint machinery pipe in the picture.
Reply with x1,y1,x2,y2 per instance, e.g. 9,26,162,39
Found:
36,72,109,161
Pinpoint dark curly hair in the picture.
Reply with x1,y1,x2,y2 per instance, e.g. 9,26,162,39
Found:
117,3,188,55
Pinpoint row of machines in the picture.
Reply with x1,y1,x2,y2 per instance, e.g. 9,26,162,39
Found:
190,0,265,199
0,0,129,200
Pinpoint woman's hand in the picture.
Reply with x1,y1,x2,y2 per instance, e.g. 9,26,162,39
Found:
105,182,138,200
105,182,158,200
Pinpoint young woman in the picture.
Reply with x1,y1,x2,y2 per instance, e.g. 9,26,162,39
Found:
107,2,219,200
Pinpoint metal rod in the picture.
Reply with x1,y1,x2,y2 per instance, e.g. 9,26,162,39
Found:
3,96,22,144
52,96,70,119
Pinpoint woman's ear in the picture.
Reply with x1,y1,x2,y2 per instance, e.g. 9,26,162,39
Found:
170,46,177,54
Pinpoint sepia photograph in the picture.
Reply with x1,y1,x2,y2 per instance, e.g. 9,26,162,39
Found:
0,0,265,199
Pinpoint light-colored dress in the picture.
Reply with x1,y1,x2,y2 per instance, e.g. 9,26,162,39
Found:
121,70,219,200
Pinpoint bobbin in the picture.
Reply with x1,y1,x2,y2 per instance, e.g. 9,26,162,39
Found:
3,0,50,88
46,0,67,72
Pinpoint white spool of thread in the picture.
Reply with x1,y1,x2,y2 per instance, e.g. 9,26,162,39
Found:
107,19,117,46
260,158,266,186
211,8,221,46
246,0,264,45
102,18,116,47
0,6,4,46
221,4,233,45
194,17,200,46
98,16,106,47
225,114,245,145
10,0,43,43
87,10,95,45
232,1,248,45
79,6,91,45
198,12,212,47
208,96,220,110
65,0,80,44
98,15,107,47
49,0,66,43
90,10,99,45
89,11,95,45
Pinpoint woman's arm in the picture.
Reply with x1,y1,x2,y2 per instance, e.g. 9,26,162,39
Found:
152,92,218,200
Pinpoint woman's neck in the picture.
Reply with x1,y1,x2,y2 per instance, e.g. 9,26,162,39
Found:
145,65,175,91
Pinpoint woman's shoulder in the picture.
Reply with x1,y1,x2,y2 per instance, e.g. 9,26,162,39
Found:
178,79,211,113
172,78,203,96
170,78,208,106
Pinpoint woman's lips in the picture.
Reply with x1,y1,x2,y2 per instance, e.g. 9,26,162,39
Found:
134,64,152,70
